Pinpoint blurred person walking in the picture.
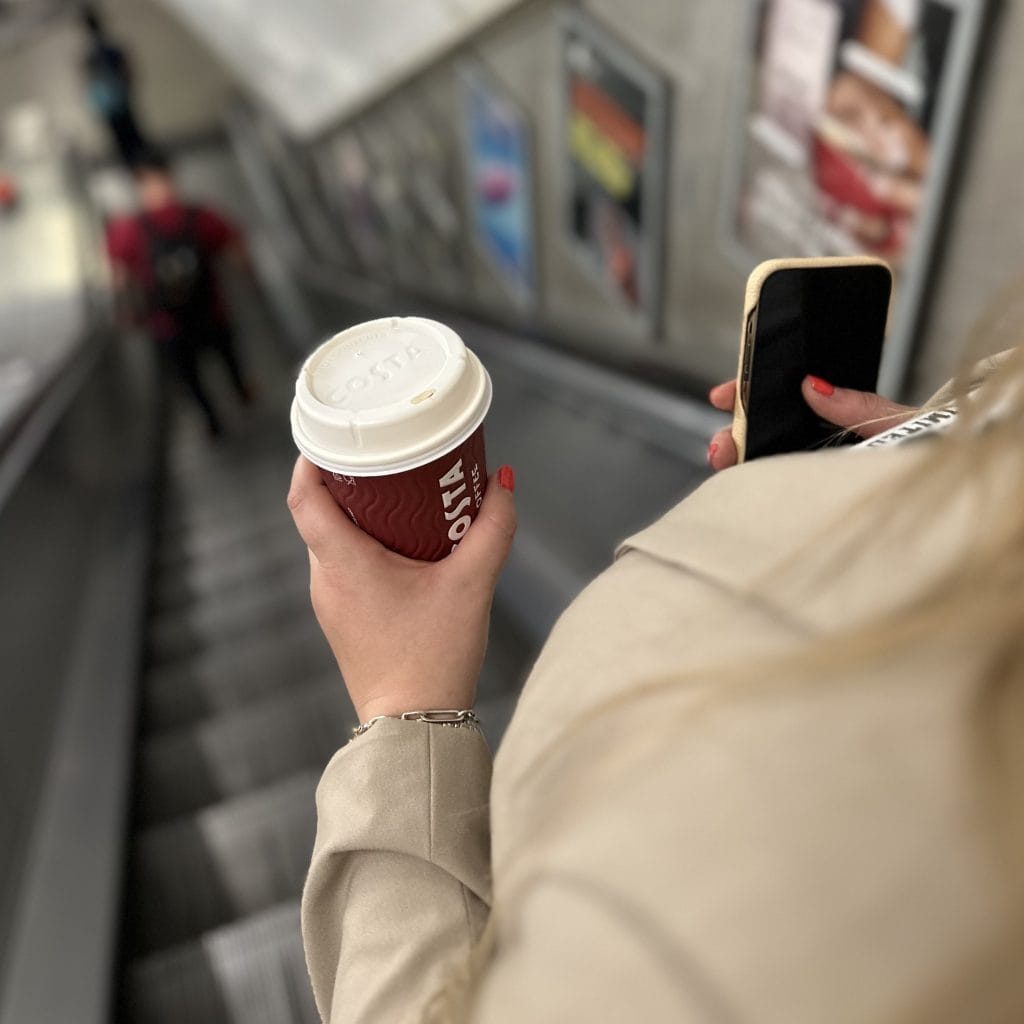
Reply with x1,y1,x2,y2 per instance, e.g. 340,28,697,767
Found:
107,150,254,438
80,3,150,167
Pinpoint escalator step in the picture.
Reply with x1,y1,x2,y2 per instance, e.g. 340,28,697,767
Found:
137,675,351,826
129,773,317,954
155,529,304,613
142,615,335,733
159,477,294,544
156,511,296,575
147,568,312,664
125,901,318,1024
166,454,291,496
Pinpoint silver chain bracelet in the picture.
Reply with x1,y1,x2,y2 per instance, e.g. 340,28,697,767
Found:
351,709,480,740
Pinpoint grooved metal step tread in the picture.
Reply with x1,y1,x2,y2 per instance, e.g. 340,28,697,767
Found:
155,530,305,613
137,676,351,826
165,456,291,496
151,553,309,636
125,901,318,1024
142,616,336,733
147,570,312,664
162,469,288,511
156,512,297,574
129,773,317,955
159,483,295,544
167,429,296,480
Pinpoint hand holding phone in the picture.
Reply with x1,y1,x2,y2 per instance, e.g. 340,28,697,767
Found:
707,377,916,471
731,257,893,462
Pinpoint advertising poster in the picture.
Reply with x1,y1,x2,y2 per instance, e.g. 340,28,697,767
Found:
727,0,988,390
562,11,669,330
460,65,536,307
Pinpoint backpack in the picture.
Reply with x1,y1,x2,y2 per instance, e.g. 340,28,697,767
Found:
139,209,215,325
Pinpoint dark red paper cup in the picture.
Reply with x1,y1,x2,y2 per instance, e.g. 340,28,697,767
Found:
291,317,492,561
318,423,487,561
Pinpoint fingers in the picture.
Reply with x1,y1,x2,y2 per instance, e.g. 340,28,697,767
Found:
708,379,737,413
703,375,914,464
286,456,378,565
800,376,916,438
289,456,519,580
707,426,738,471
707,381,740,472
448,467,517,585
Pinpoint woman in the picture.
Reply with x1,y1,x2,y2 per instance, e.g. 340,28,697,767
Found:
288,322,1024,1022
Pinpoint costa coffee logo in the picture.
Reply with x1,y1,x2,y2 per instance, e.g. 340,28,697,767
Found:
326,344,423,405
439,457,483,553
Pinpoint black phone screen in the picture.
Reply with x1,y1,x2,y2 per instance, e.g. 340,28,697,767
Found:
742,263,892,460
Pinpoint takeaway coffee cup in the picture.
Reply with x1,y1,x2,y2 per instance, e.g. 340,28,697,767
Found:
291,317,491,561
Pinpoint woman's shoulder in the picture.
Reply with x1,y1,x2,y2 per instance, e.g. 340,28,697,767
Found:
616,443,945,630
922,348,1018,407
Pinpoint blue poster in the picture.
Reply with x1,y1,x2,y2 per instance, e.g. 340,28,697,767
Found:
462,67,535,306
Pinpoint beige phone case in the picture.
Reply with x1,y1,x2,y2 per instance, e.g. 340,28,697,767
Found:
731,255,890,463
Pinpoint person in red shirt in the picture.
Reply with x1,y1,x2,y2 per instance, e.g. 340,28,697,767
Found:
107,149,253,437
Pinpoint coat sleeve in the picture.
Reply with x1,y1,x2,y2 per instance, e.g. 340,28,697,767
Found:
301,717,493,1024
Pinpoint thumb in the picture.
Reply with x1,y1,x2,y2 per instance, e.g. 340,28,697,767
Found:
448,466,517,584
801,375,916,439
287,455,380,567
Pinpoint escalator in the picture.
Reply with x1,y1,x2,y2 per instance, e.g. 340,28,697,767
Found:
121,394,332,1024
117,311,533,1022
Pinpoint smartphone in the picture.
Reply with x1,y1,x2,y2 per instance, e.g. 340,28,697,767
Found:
732,257,893,463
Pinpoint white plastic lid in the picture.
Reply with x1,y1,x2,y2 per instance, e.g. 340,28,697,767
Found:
290,316,492,476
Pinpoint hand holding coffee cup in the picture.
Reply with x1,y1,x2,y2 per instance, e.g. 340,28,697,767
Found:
287,454,516,721
291,317,493,561
289,317,517,719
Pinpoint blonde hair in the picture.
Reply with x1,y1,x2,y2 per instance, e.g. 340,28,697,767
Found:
432,279,1024,1022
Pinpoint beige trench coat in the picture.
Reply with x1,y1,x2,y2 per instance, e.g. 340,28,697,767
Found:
302,355,1017,1023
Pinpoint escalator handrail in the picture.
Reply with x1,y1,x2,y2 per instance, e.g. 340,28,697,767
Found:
0,320,157,1024
0,143,114,518
0,323,112,515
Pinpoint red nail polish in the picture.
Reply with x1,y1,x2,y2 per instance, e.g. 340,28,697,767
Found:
807,375,835,397
707,442,719,465
497,465,515,493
